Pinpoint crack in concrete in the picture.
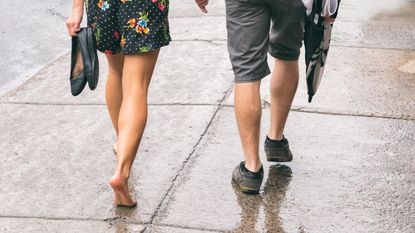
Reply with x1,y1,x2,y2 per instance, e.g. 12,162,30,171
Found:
45,0,68,21
144,82,234,231
104,216,126,227
45,8,67,21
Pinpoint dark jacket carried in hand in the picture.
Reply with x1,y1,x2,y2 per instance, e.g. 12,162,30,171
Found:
304,0,341,102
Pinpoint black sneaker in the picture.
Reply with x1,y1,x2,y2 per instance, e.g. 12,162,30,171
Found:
264,136,293,162
232,162,264,194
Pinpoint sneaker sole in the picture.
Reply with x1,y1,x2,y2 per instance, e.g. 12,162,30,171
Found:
265,148,293,162
266,156,293,162
84,28,99,90
231,178,260,195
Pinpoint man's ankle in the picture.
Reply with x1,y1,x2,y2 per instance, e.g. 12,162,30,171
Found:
267,133,284,141
244,160,262,173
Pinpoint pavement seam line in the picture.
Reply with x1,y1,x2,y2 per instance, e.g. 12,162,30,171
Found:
147,223,226,233
144,82,234,230
0,216,224,233
290,108,415,121
0,215,117,223
1,101,414,121
330,43,415,52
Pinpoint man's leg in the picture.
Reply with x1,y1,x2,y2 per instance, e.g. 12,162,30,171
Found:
232,81,265,194
262,0,305,162
268,59,299,140
225,0,270,194
234,80,262,172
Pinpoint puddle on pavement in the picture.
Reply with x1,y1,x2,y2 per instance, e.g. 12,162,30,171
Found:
232,164,293,233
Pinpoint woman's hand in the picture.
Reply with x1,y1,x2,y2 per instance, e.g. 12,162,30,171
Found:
66,2,84,37
195,0,209,13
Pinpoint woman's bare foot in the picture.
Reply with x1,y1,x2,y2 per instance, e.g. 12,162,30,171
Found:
109,174,137,207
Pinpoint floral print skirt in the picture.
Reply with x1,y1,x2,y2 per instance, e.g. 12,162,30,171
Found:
86,0,171,55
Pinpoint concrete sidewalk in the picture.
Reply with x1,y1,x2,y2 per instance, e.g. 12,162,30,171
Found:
1,0,415,232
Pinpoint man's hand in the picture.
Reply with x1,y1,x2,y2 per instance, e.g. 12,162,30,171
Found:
195,0,209,13
325,16,335,23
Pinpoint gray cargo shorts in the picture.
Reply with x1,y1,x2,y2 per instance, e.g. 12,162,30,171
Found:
225,0,306,83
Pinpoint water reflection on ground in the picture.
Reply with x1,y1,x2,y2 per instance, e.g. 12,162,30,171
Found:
233,164,293,233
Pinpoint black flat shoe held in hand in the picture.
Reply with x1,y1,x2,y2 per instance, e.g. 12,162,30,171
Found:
70,27,99,96
70,34,87,96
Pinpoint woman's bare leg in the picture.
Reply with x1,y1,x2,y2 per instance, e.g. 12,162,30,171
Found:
109,49,160,207
105,54,124,155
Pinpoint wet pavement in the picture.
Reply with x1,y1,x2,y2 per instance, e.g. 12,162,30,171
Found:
1,0,415,232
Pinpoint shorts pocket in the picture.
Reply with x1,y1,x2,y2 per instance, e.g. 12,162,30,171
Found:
225,0,267,24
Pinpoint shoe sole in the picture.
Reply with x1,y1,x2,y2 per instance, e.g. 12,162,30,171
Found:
265,148,293,162
266,156,293,162
85,28,99,90
231,178,260,195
